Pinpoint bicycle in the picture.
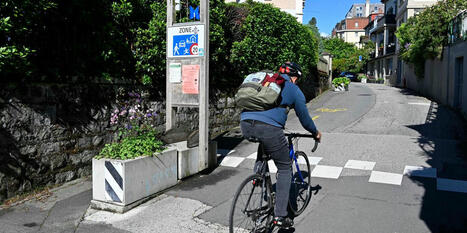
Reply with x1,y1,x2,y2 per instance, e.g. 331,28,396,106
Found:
229,133,320,233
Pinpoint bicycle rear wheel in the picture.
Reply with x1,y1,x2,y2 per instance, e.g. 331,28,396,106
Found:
288,151,312,216
229,174,273,233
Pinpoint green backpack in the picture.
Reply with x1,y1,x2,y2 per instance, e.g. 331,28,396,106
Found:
235,71,284,111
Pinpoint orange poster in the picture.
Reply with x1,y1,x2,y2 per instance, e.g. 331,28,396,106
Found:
182,65,200,94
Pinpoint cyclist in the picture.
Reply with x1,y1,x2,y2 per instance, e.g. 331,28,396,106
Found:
240,61,321,228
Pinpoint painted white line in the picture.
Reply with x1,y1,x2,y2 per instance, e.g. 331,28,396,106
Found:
247,152,257,160
310,165,343,179
407,102,431,106
268,160,278,173
220,156,245,168
308,156,322,165
344,160,376,170
403,166,437,178
437,178,467,193
369,171,403,185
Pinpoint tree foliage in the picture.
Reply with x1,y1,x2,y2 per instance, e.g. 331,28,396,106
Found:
230,2,318,82
396,0,467,78
0,0,320,97
323,37,374,75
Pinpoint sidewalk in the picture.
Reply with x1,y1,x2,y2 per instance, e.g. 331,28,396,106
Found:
0,177,227,233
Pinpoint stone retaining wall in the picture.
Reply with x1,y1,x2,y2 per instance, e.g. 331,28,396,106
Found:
0,83,240,203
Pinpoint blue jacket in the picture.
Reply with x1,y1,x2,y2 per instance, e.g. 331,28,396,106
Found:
241,74,318,134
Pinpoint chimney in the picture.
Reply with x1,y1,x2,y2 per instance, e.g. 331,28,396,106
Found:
365,0,370,17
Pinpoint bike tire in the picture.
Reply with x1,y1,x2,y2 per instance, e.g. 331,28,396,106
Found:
288,151,312,216
229,174,273,233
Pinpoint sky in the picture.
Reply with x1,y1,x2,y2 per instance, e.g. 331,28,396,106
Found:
303,0,383,36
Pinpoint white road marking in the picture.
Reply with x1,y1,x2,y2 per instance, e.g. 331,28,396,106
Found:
437,178,467,193
344,160,376,170
403,166,437,178
220,156,245,167
310,165,343,179
407,102,431,106
308,156,323,165
369,171,403,185
247,152,257,159
268,160,278,173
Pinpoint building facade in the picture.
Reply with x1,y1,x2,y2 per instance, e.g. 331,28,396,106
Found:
365,0,398,81
332,0,384,48
226,0,305,23
395,0,441,86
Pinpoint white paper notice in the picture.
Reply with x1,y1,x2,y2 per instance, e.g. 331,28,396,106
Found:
169,63,182,83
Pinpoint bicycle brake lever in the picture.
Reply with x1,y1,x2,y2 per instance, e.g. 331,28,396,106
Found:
311,141,319,152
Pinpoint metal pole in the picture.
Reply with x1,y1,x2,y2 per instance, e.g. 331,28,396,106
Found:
166,0,175,131
199,0,209,169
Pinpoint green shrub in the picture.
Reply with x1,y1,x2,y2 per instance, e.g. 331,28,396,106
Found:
396,0,467,78
229,1,318,81
95,91,165,160
357,74,366,81
332,77,350,88
95,130,165,160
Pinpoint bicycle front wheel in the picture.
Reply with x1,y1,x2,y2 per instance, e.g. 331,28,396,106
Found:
229,174,273,233
288,151,312,216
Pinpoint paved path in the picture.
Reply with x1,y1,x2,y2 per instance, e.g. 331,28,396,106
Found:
1,83,466,233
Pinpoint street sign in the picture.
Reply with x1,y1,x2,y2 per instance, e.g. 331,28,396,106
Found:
168,25,205,58
189,6,200,20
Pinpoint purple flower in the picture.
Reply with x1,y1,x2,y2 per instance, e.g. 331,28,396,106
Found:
146,113,152,117
126,124,132,129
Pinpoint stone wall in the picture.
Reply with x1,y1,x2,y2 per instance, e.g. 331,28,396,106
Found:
0,82,240,203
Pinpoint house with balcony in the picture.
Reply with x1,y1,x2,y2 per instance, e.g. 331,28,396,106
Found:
332,0,384,48
364,0,398,82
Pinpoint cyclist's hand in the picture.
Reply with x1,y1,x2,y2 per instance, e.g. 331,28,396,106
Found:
315,131,322,143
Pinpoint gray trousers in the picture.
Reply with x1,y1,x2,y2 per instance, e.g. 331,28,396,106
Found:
240,120,291,217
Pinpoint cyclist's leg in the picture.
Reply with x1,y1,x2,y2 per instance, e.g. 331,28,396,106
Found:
260,131,290,218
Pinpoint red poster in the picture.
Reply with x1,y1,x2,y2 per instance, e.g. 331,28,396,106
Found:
182,65,200,94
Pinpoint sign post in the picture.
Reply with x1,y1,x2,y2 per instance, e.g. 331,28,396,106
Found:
166,0,210,170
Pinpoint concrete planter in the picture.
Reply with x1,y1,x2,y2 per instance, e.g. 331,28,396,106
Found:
172,141,217,180
91,147,178,213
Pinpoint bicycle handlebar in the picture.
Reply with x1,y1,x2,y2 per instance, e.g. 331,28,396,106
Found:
284,133,319,152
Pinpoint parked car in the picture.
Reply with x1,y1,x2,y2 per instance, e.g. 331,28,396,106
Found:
339,71,358,82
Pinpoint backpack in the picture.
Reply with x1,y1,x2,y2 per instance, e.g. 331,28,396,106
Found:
235,71,285,111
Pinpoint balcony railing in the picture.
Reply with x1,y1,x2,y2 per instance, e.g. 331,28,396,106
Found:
376,14,396,28
448,10,467,44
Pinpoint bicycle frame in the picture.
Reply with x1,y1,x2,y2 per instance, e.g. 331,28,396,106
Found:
287,137,306,183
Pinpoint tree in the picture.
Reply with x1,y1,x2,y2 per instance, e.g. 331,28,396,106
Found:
305,17,324,54
396,0,467,78
323,37,374,75
230,1,318,81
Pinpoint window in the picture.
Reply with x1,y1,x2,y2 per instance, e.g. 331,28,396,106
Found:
355,22,359,27
375,6,378,11
355,32,359,37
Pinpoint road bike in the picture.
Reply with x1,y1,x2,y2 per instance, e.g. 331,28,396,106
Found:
229,133,321,233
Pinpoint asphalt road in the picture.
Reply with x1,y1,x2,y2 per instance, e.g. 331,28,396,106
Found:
168,83,467,233
4,83,466,233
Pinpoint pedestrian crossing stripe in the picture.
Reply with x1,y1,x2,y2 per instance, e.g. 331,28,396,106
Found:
217,155,467,193
104,161,123,203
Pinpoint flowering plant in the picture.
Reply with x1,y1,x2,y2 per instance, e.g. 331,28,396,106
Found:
110,92,159,139
96,91,165,160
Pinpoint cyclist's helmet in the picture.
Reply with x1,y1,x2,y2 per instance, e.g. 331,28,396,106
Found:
279,62,303,78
